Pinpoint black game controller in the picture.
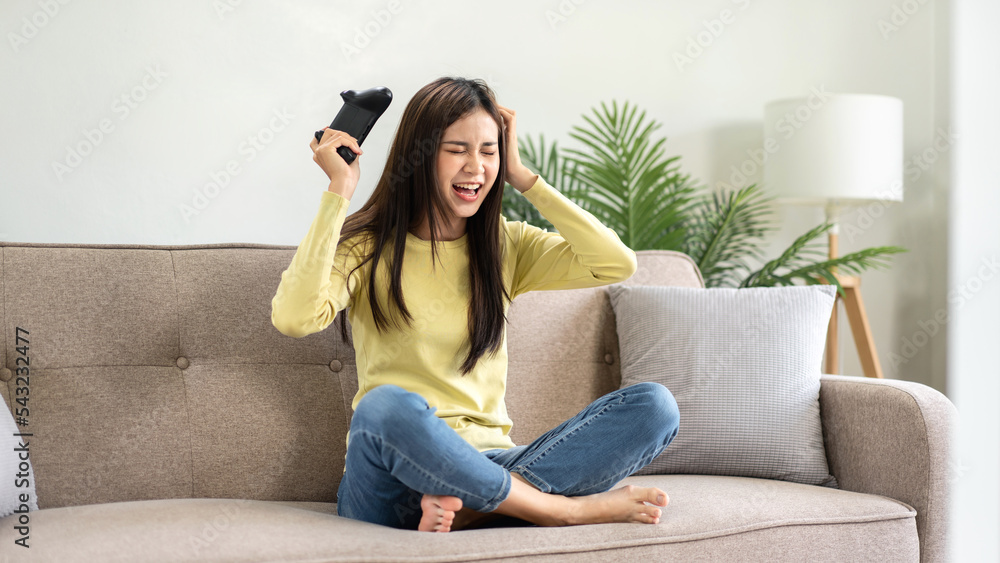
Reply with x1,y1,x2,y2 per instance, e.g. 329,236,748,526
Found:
315,86,393,164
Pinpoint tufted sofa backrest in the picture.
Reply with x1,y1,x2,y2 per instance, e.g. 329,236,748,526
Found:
0,243,703,509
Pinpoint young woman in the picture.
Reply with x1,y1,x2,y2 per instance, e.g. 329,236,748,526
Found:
271,77,679,533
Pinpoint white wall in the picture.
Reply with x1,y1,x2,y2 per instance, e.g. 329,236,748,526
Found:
946,0,1000,558
0,0,946,391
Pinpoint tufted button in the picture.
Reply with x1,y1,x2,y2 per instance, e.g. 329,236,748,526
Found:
176,357,190,369
604,353,614,365
329,359,343,372
0,368,11,382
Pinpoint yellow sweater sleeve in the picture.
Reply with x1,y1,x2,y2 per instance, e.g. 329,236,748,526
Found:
271,190,362,338
509,176,637,298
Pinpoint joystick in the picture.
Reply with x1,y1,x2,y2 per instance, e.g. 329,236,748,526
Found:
315,86,393,164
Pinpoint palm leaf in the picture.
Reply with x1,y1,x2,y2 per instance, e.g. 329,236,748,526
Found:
741,220,907,294
561,100,697,249
741,221,833,288
683,184,776,287
784,247,908,286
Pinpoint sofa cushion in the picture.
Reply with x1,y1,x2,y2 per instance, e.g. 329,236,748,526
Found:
608,285,838,487
0,474,916,562
0,244,354,509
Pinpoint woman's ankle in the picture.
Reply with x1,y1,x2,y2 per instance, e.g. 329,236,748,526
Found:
494,475,572,527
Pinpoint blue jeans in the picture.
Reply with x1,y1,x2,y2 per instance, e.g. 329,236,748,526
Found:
335,381,679,530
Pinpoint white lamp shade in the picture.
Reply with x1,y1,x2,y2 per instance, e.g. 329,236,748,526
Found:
763,94,904,206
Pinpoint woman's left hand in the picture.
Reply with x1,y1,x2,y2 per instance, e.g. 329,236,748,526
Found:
497,105,538,193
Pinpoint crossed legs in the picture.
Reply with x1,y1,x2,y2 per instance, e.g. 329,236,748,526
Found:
336,382,679,531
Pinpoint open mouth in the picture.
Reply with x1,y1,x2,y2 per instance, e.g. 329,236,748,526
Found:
452,183,481,201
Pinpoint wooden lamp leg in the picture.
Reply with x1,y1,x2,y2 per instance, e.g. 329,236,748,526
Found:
840,275,884,379
824,227,840,375
821,207,884,378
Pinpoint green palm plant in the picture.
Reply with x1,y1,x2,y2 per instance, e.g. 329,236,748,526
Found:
741,221,905,293
502,100,908,291
680,182,776,288
562,101,697,251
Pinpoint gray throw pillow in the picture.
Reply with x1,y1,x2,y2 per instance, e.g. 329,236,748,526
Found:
1,401,38,518
608,284,838,488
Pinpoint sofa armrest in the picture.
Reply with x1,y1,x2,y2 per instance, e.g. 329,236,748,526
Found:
819,374,955,563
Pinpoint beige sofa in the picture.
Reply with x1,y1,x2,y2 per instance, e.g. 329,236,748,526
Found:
0,241,953,562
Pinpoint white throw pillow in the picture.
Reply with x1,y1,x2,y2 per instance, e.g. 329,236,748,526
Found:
0,401,38,517
608,284,838,487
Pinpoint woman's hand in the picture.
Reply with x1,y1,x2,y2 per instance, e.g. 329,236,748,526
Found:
497,105,539,193
311,128,363,199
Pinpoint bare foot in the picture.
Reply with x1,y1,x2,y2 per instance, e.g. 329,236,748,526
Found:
492,474,669,528
418,494,463,532
565,485,668,526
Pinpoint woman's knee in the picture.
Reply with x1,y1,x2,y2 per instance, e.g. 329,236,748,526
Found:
624,381,680,442
352,384,431,432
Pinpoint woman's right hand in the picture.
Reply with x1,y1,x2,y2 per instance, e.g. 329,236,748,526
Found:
311,128,363,199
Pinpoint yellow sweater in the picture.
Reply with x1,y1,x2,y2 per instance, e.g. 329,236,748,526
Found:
271,176,636,453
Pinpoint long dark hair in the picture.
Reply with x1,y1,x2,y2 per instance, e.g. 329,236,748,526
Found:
336,77,510,375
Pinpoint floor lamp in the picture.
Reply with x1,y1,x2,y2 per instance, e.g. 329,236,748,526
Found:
762,94,904,378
